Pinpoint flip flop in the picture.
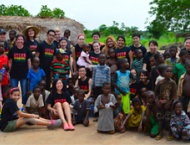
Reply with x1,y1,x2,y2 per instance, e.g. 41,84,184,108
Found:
155,135,162,140
167,136,174,141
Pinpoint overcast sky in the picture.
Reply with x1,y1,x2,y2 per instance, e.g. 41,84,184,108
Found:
2,0,155,30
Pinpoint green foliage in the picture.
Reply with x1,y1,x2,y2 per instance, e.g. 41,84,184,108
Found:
52,8,65,18
37,5,53,17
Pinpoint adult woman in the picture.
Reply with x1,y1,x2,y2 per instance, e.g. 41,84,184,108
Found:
102,36,117,58
46,78,74,131
115,36,133,68
8,34,32,105
180,37,190,56
23,26,39,56
143,40,159,73
72,34,85,73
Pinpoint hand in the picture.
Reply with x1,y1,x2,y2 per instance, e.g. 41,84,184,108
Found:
156,99,162,108
72,119,77,125
99,104,106,109
109,104,115,108
57,71,62,75
27,91,32,97
120,124,125,132
83,119,88,124
164,102,171,110
138,125,142,132
177,125,182,132
34,115,40,119
120,90,126,96
53,109,59,116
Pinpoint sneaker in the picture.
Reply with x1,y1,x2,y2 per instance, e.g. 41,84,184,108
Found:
48,119,62,130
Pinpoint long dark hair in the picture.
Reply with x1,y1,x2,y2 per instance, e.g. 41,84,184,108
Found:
52,78,66,95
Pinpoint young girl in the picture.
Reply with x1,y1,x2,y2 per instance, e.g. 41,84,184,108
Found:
170,101,190,142
95,82,117,134
0,87,61,132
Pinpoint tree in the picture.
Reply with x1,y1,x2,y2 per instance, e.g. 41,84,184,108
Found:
53,8,65,18
37,5,53,17
148,0,190,32
99,24,107,32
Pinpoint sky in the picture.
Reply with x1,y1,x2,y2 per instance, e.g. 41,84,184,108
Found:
2,0,155,30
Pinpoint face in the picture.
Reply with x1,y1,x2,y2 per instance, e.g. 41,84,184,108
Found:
74,89,79,97
0,33,6,41
181,54,189,63
140,73,148,82
107,38,114,48
64,32,70,39
99,55,106,65
39,81,46,91
117,38,125,47
10,91,20,102
169,48,177,57
102,85,111,95
175,103,182,115
32,59,40,68
185,63,190,74
121,59,129,69
158,54,164,63
116,95,122,105
134,102,141,111
57,53,65,60
16,36,24,45
47,32,55,42
149,43,157,54
78,93,84,102
93,43,100,52
68,80,73,87
132,36,140,45
184,39,190,49
146,94,154,104
108,50,115,58
164,67,173,79
56,80,63,90
130,69,137,77
164,51,171,59
83,45,90,52
136,50,143,58
92,34,100,41
9,32,16,40
72,74,78,83
141,88,147,97
33,88,41,98
78,36,85,46
78,68,86,78
150,58,156,67
55,31,61,41
0,42,4,53
60,40,67,48
28,28,35,37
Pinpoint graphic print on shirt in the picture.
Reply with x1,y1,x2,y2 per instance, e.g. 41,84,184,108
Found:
14,53,26,62
30,45,37,51
130,88,137,95
76,52,81,58
4,48,9,55
45,48,54,57
116,52,126,59
54,99,66,104
90,56,99,65
132,51,136,58
63,54,69,64
120,76,128,88
79,86,88,93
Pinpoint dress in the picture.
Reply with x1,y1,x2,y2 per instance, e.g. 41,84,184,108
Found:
77,51,92,68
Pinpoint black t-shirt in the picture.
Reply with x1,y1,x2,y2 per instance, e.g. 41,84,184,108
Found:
143,51,159,73
0,99,19,131
129,81,139,100
25,39,38,52
137,80,152,95
74,44,83,62
64,49,72,67
4,41,9,56
78,77,90,94
8,46,32,79
130,45,147,60
36,41,56,74
89,51,103,65
46,91,71,107
180,48,190,57
53,40,60,49
115,46,131,64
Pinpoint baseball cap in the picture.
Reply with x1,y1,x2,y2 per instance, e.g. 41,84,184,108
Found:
56,49,67,54
0,29,6,34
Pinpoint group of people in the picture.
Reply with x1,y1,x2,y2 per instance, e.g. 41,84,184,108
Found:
0,26,190,142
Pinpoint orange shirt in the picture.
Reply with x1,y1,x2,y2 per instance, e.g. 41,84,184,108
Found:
0,54,9,85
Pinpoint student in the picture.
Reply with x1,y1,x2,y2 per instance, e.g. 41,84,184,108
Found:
112,58,135,114
25,86,44,116
180,37,190,56
0,29,9,56
35,29,57,90
0,41,9,104
95,82,117,134
178,59,190,117
155,65,177,140
115,36,133,68
8,34,32,105
67,78,74,96
46,78,74,131
27,57,46,97
143,91,159,138
170,101,190,142
102,36,117,58
0,87,62,132
72,89,90,126
89,32,105,51
120,98,145,132
163,50,171,60
151,53,165,90
6,30,16,48
130,33,147,60
155,64,167,85
129,69,139,101
173,50,189,84
63,29,72,49
53,28,61,49
77,43,92,68
132,49,143,81
50,49,69,86
113,93,126,133
91,53,110,99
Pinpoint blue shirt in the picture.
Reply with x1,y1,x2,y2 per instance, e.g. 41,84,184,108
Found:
27,67,46,91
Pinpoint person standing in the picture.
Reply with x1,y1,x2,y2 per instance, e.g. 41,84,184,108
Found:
0,29,9,55
53,28,61,49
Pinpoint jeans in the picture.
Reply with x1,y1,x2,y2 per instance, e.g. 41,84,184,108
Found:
181,96,190,118
11,79,27,105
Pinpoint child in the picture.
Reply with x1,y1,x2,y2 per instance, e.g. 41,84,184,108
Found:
72,89,90,126
89,32,105,51
113,93,126,133
77,43,92,68
155,65,177,140
95,82,117,134
139,87,148,106
120,98,145,132
170,101,190,142
70,87,79,110
151,53,164,90
173,50,189,84
72,73,78,85
6,30,16,48
112,58,135,114
63,29,72,49
163,50,171,60
0,87,61,132
178,59,190,118
155,64,167,85
25,86,44,116
129,69,139,101
91,53,110,99
150,55,156,69
27,57,46,97
132,49,143,81
67,78,74,96
143,91,159,138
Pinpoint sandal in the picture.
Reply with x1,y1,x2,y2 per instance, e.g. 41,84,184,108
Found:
167,136,174,141
155,135,162,140
68,124,75,131
63,124,70,131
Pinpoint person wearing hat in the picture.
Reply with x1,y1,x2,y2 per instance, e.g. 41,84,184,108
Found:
50,49,69,86
0,29,9,55
23,26,39,56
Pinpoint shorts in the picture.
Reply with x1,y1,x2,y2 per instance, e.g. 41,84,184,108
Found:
3,120,17,132
121,93,130,114
157,104,172,120
150,116,159,135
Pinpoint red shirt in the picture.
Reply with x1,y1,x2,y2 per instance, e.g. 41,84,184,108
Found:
0,54,10,85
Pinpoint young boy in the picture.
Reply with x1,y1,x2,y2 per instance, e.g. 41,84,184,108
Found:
6,30,16,48
178,59,190,118
91,53,110,100
155,64,167,85
163,50,171,60
67,78,74,96
173,50,189,84
89,32,105,51
112,58,135,114
70,87,79,109
50,49,69,85
155,65,177,140
64,29,72,49
72,89,90,126
132,49,143,81
27,57,46,97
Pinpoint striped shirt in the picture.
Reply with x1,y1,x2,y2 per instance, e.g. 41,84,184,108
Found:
50,59,69,81
132,58,143,81
91,64,111,88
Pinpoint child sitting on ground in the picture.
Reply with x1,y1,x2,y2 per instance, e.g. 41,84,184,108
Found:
143,91,159,138
72,89,90,126
155,65,177,141
27,57,46,97
170,101,190,142
95,82,117,134
155,64,167,85
67,78,74,96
